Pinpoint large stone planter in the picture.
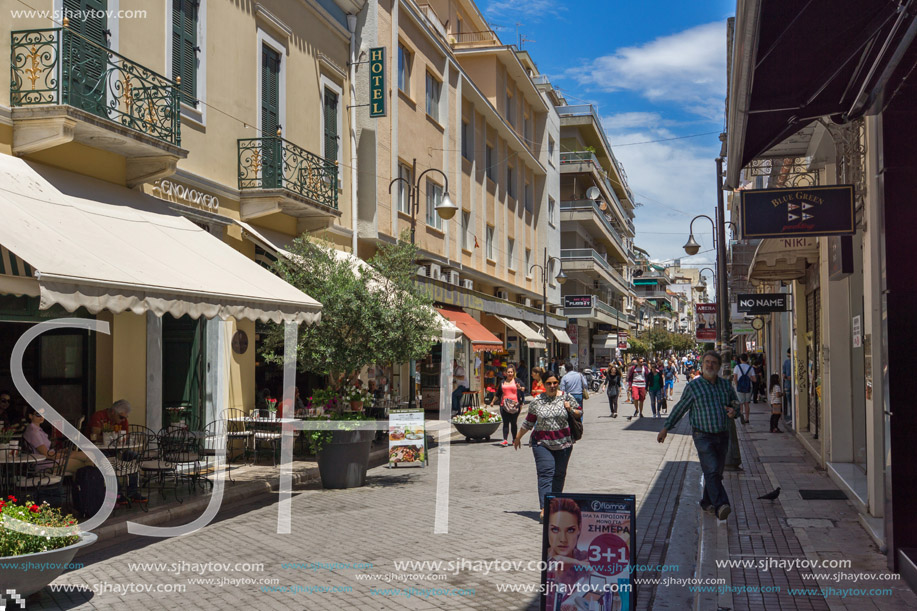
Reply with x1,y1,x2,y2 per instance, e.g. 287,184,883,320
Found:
1,532,97,597
452,421,501,442
316,429,375,489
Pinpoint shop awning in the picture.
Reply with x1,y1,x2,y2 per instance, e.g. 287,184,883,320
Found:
727,0,916,187
747,237,819,284
0,157,321,323
237,220,462,343
436,307,502,352
496,315,546,350
547,325,574,345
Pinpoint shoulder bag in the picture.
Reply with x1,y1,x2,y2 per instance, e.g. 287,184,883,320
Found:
581,374,590,400
565,396,583,442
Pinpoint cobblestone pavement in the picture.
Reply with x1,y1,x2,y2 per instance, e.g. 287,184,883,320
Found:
32,383,695,610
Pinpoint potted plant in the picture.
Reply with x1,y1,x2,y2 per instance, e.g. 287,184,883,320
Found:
0,497,97,597
344,387,371,411
304,404,375,489
451,407,502,442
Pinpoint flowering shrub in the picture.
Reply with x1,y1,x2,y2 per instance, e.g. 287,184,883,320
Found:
0,497,80,557
452,408,502,424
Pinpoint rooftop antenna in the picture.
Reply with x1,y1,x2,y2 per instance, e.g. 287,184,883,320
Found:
520,35,535,49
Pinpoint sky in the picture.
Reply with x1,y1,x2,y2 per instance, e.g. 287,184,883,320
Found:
481,0,735,285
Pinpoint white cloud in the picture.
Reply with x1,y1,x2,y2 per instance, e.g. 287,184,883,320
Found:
485,0,566,22
601,112,666,131
568,21,727,120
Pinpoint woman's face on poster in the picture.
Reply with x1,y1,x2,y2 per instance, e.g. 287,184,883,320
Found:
549,511,580,556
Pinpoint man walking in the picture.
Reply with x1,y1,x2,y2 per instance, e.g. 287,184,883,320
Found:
559,361,586,408
658,351,740,520
733,353,756,424
664,359,678,400
626,357,650,420
451,359,468,416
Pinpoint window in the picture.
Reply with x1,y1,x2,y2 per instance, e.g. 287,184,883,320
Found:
548,197,556,226
507,238,515,270
486,225,495,260
523,114,530,143
548,137,555,161
486,145,495,181
461,120,472,160
397,162,412,214
507,166,515,198
525,249,532,276
524,182,533,212
426,179,443,230
506,90,514,125
398,44,412,93
323,86,339,166
172,0,198,106
425,72,441,121
462,210,471,250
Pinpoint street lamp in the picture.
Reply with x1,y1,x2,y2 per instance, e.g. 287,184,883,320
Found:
529,248,566,364
387,158,456,410
698,266,716,295
683,213,729,354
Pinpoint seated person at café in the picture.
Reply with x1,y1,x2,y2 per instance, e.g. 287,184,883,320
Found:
89,399,131,437
0,390,22,427
22,406,93,475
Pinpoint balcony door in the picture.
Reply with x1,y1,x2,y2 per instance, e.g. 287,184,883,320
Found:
261,44,281,189
161,314,205,430
62,0,109,117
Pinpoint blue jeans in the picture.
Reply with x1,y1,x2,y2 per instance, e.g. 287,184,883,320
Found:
693,430,730,509
451,385,468,413
532,444,573,509
570,393,583,409
649,389,665,415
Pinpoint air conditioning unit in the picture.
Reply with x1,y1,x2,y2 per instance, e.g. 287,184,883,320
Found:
429,263,442,280
495,289,509,300
445,271,460,285
462,279,474,290
524,297,533,308
416,265,428,277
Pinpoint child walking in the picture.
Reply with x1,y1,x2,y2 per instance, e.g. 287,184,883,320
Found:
769,373,783,433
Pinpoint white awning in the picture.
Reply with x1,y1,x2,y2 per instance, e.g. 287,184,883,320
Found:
0,157,321,324
497,315,546,349
236,220,462,342
547,325,574,345
748,237,819,284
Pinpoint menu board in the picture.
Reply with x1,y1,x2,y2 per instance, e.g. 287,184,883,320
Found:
388,409,426,468
542,494,636,611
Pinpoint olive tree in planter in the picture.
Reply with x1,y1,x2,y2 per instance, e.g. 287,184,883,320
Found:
261,234,440,488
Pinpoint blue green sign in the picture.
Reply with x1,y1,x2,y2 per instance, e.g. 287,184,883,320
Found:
369,47,385,118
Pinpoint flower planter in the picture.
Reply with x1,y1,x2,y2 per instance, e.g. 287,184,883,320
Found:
316,429,375,489
453,421,501,442
0,532,97,597
349,400,364,411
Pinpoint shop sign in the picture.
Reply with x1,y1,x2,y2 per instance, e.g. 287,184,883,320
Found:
567,324,578,345
541,493,636,611
741,185,855,238
828,235,854,280
151,179,220,213
369,47,386,117
564,295,594,308
852,315,862,348
736,293,789,314
388,409,425,467
696,303,717,341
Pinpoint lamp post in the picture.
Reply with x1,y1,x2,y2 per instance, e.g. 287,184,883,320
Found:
387,158,457,410
529,248,566,365
683,214,730,354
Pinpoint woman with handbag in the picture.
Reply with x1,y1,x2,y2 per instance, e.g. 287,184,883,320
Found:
494,365,525,447
514,371,582,521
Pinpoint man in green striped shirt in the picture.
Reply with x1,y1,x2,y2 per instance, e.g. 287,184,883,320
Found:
658,351,739,520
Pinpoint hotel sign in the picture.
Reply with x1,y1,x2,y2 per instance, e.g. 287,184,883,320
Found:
151,179,219,213
369,47,386,117
741,185,855,238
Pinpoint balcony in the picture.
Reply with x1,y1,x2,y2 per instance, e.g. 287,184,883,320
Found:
560,151,629,228
556,106,634,201
560,200,630,262
237,137,340,221
560,248,632,296
450,30,501,48
10,27,186,186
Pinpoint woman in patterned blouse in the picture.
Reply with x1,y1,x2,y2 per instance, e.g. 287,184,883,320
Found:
513,371,582,521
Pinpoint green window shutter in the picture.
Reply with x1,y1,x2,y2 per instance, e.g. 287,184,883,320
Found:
172,0,197,106
323,88,338,163
261,45,280,136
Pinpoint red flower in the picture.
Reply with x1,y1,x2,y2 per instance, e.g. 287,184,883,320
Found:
29,504,39,513
7,495,16,502
478,410,484,417
0,500,5,509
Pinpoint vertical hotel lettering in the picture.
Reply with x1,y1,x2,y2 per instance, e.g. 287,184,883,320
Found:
369,47,386,118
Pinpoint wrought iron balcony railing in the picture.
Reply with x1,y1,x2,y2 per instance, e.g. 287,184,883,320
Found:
10,27,181,146
238,137,338,210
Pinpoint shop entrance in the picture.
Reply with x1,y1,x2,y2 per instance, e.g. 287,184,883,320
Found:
161,314,205,429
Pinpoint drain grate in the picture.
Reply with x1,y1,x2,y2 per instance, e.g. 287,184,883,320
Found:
799,489,848,500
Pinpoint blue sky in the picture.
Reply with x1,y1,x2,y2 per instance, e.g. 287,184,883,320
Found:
482,0,735,282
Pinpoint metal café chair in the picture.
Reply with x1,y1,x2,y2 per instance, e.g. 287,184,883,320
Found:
138,425,176,502
158,426,203,502
221,408,253,467
198,420,229,485
10,447,69,507
108,430,148,511
249,412,282,466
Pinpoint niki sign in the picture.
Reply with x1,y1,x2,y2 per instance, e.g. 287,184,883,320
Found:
369,47,386,117
741,185,855,238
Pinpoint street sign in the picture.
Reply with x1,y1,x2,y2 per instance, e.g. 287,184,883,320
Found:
369,47,386,117
741,185,855,238
542,494,636,611
564,295,594,308
696,303,717,341
736,293,789,313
